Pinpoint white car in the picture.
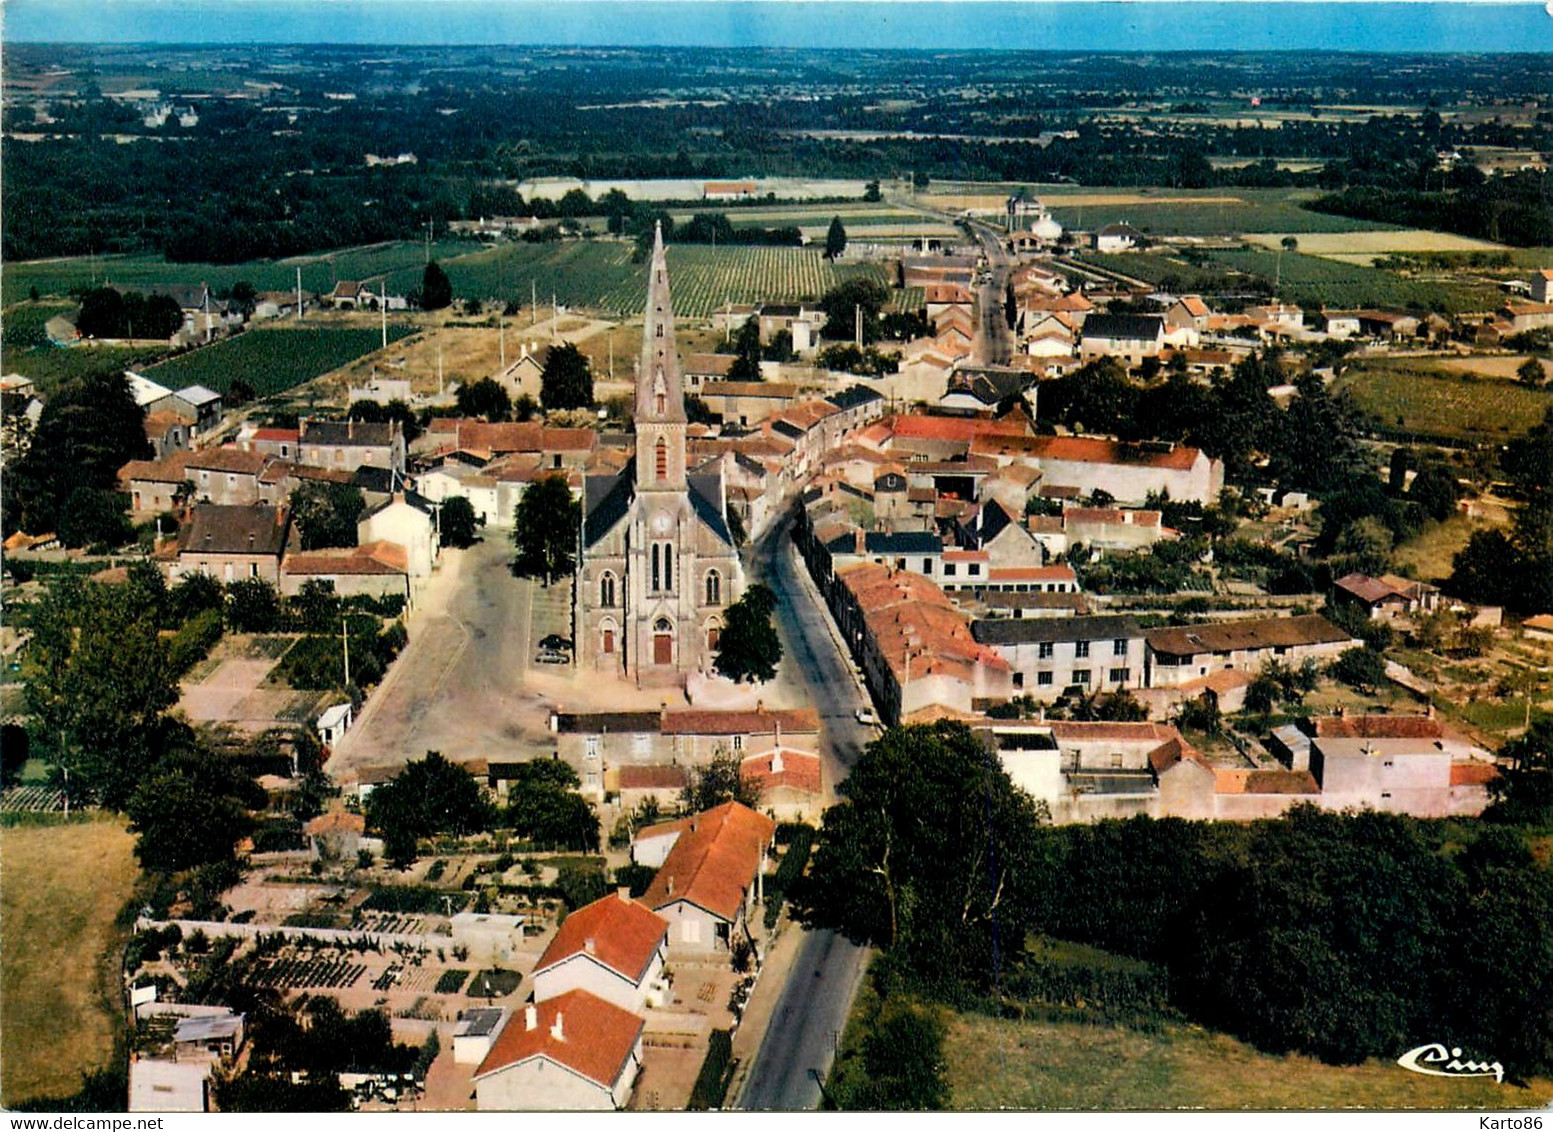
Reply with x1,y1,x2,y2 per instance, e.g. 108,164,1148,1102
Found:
855,707,879,726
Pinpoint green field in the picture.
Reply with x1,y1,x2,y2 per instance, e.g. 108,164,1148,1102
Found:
944,1012,1553,1111
1042,188,1398,238
439,240,903,317
1337,360,1553,442
142,324,418,397
1,300,75,348
1208,249,1504,313
1,240,477,308
0,341,172,399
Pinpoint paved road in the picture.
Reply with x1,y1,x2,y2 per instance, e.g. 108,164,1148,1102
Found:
968,220,1016,366
737,517,876,1110
737,927,869,1110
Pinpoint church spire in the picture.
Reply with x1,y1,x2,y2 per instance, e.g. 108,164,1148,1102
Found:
637,222,686,425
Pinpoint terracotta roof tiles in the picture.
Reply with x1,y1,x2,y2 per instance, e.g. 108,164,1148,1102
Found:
535,892,668,984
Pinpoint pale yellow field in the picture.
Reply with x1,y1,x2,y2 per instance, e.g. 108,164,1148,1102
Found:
1436,355,1553,382
1,817,140,1106
1245,230,1507,257
798,223,960,239
921,192,1247,211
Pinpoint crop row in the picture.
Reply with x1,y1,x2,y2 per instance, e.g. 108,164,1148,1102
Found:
252,957,367,989
142,325,418,396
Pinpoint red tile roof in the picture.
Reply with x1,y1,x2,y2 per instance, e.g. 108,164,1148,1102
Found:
1308,714,1445,740
640,801,775,923
741,749,822,796
1214,768,1320,795
1450,762,1500,787
284,541,409,576
304,810,366,836
536,892,668,984
979,435,1206,471
250,427,300,443
474,990,643,1089
888,413,1030,445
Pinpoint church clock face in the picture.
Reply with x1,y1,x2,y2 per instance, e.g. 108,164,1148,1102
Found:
651,510,673,535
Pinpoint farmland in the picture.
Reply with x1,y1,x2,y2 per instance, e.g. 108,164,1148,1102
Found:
1,240,477,308
0,816,140,1108
1243,230,1508,262
0,339,171,399
142,325,419,397
1336,359,1553,442
1206,248,1505,313
943,1011,1553,1111
441,241,904,317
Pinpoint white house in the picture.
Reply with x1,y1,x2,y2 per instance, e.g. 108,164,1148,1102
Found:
531,890,669,1013
357,493,437,579
473,992,644,1111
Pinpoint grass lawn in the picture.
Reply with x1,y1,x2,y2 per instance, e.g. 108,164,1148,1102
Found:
0,815,139,1107
944,1012,1553,1111
1336,361,1553,443
1390,514,1493,584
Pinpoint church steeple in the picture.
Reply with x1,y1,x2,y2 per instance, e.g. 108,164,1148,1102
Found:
636,222,687,491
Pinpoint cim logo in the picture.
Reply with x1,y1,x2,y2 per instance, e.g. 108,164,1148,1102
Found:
1397,1043,1504,1084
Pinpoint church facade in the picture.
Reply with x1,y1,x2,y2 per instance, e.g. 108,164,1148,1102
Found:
575,225,745,684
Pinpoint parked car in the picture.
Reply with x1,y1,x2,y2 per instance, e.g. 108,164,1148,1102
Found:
855,706,879,726
535,650,569,665
538,633,573,652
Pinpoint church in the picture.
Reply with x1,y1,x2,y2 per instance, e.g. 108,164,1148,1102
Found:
575,224,745,684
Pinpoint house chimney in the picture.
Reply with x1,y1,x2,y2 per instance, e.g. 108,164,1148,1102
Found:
551,1012,565,1042
525,1005,538,1031
617,887,631,903
584,937,596,955
770,750,784,775
666,875,675,896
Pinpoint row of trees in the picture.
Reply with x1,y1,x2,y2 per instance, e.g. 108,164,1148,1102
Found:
1451,405,1553,615
794,722,1553,1080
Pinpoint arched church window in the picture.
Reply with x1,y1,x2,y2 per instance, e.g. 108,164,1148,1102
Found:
705,570,721,606
663,544,673,591
600,571,616,607
651,544,661,592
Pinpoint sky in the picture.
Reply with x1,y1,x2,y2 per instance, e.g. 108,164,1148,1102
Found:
3,0,1552,52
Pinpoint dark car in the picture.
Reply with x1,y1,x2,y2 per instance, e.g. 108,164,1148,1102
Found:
538,634,573,652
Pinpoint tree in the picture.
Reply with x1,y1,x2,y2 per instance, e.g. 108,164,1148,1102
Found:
792,721,1050,990
290,481,366,551
420,261,453,311
540,342,594,411
455,377,511,422
727,316,763,383
714,584,782,684
818,278,889,344
504,760,600,851
824,216,848,261
1330,646,1388,691
439,496,480,548
366,751,494,868
291,578,341,633
1518,357,1548,388
863,180,882,203
226,578,282,633
24,578,180,807
172,571,226,623
1408,463,1460,522
1485,719,1553,826
682,747,762,812
127,742,264,872
512,474,579,584
850,1001,949,1111
57,486,131,550
227,281,258,320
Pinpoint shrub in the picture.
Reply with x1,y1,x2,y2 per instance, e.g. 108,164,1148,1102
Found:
167,608,223,677
688,1029,735,1111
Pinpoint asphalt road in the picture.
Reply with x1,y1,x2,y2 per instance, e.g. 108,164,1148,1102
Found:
737,517,877,1111
736,927,870,1111
968,219,1016,366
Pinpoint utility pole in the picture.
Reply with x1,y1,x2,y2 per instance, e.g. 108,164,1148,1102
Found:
296,266,304,321
531,280,537,327
425,220,432,264
343,615,351,687
855,303,862,350
499,316,506,370
438,345,445,397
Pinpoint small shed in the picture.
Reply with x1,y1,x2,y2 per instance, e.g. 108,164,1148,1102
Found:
317,702,353,749
453,1007,510,1065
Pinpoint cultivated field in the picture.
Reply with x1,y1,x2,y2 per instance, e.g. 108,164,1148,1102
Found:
1337,360,1553,442
1,240,476,307
1208,248,1504,313
0,816,140,1107
441,242,902,318
1244,230,1508,261
0,340,170,398
944,1012,1553,1111
143,324,419,397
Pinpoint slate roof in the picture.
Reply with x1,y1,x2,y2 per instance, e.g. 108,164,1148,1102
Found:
583,470,633,548
178,384,222,407
864,531,942,554
827,385,884,412
180,504,289,556
972,614,1143,646
1081,314,1165,341
688,473,733,545
556,710,664,734
300,418,399,447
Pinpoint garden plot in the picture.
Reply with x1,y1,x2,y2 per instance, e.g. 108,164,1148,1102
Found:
0,784,65,813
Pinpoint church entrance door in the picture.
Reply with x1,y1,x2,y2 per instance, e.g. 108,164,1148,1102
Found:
653,619,673,665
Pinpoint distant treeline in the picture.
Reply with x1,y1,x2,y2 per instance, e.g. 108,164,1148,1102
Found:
1309,170,1553,247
